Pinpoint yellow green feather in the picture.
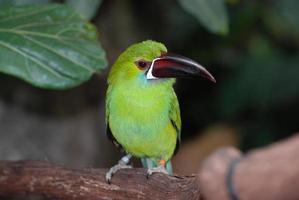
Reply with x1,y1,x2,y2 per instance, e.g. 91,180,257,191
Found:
106,40,181,162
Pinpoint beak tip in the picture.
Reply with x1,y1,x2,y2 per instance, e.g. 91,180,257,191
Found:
203,70,216,83
210,76,216,83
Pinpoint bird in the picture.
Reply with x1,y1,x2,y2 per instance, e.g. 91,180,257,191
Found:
105,40,215,183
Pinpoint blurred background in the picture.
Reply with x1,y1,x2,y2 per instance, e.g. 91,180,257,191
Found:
0,0,298,182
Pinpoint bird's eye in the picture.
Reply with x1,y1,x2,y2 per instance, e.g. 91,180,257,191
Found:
137,61,147,69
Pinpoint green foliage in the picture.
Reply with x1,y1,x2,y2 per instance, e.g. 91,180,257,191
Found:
0,0,297,150
219,53,299,117
264,0,299,44
0,4,107,89
218,0,299,118
65,0,103,20
0,0,50,5
178,0,229,34
218,23,299,118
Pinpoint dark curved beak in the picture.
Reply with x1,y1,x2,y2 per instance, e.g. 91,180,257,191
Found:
146,53,216,83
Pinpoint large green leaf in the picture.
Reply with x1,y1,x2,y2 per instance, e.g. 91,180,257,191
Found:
0,4,107,89
178,0,229,34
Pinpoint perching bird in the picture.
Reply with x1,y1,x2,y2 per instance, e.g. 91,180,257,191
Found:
105,40,215,183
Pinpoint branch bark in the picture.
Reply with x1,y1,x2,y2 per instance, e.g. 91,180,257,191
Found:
0,160,201,200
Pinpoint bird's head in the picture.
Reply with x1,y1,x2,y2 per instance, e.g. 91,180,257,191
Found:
108,40,215,85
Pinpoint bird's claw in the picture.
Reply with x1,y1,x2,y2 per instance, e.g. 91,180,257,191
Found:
106,163,132,184
146,165,169,179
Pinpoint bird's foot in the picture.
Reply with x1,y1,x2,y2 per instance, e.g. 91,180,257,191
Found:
106,163,132,183
146,165,168,178
106,154,132,184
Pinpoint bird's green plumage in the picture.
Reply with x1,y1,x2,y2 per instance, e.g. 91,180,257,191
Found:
106,40,181,163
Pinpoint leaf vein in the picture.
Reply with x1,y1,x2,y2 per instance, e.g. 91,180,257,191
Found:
0,6,58,23
0,40,63,78
12,21,79,30
22,35,94,72
0,29,104,60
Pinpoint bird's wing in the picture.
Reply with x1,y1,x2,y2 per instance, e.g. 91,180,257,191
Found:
106,122,124,150
170,90,181,155
105,86,124,151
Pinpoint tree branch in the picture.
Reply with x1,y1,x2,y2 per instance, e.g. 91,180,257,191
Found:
0,160,201,200
3,135,299,200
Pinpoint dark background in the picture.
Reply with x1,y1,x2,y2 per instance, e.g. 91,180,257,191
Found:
0,0,298,184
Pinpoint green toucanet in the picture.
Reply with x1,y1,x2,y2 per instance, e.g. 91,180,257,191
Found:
105,40,215,183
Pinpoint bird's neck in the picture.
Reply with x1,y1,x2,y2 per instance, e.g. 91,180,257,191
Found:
109,77,174,109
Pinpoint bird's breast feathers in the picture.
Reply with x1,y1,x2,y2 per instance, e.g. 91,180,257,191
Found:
107,83,178,159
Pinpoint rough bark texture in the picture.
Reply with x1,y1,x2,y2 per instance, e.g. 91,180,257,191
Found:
0,160,201,200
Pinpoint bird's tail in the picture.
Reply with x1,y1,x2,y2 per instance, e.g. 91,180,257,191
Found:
141,158,173,175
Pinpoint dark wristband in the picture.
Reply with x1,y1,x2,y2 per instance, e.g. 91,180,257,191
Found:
226,157,242,200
